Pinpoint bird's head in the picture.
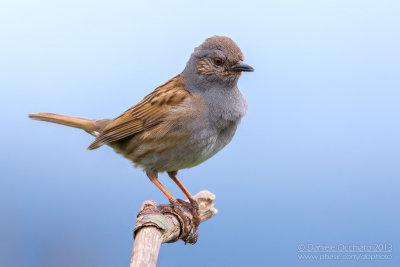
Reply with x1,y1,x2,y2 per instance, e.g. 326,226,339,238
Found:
183,36,254,90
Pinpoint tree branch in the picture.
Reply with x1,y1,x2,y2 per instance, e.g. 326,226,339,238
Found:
130,190,218,267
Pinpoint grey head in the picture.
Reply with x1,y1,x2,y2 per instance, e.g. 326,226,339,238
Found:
182,36,254,92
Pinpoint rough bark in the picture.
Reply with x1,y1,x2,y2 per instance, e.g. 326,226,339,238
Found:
130,190,217,267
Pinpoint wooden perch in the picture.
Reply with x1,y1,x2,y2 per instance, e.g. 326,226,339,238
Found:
130,190,218,267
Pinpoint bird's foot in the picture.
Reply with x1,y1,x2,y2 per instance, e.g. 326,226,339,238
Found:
170,198,200,244
188,196,201,230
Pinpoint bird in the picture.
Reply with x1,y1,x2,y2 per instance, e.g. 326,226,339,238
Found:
29,36,253,242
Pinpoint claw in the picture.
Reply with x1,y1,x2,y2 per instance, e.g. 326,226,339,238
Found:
169,198,200,244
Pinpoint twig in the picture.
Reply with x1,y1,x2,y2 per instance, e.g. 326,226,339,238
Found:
130,190,218,267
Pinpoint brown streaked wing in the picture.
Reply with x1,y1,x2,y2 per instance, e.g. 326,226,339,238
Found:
87,75,190,150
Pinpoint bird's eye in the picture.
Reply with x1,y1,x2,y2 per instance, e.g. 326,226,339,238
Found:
212,57,223,66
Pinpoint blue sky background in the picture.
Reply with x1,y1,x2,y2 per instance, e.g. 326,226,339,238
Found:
1,0,399,266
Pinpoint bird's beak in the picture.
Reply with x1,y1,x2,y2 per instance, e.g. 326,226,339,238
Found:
231,61,254,72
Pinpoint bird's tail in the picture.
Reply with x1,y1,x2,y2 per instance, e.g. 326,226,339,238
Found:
28,112,110,136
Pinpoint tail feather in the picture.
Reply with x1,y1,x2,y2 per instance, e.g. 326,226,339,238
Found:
29,113,109,136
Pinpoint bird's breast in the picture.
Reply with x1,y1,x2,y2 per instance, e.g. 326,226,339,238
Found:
203,86,248,130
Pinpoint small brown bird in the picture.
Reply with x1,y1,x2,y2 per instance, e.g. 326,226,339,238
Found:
29,36,253,241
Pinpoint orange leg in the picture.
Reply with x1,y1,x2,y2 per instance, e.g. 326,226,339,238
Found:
146,170,176,202
147,170,199,244
168,171,200,229
167,171,194,200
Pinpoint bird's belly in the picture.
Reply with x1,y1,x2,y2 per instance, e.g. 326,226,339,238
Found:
117,123,238,172
136,134,220,172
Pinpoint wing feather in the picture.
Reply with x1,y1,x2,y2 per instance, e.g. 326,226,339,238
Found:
87,75,190,150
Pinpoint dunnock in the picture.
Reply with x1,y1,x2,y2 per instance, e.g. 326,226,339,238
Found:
29,36,253,242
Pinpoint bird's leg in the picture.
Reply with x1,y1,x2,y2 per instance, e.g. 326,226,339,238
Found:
146,170,177,203
146,170,197,243
146,170,186,218
168,171,200,230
